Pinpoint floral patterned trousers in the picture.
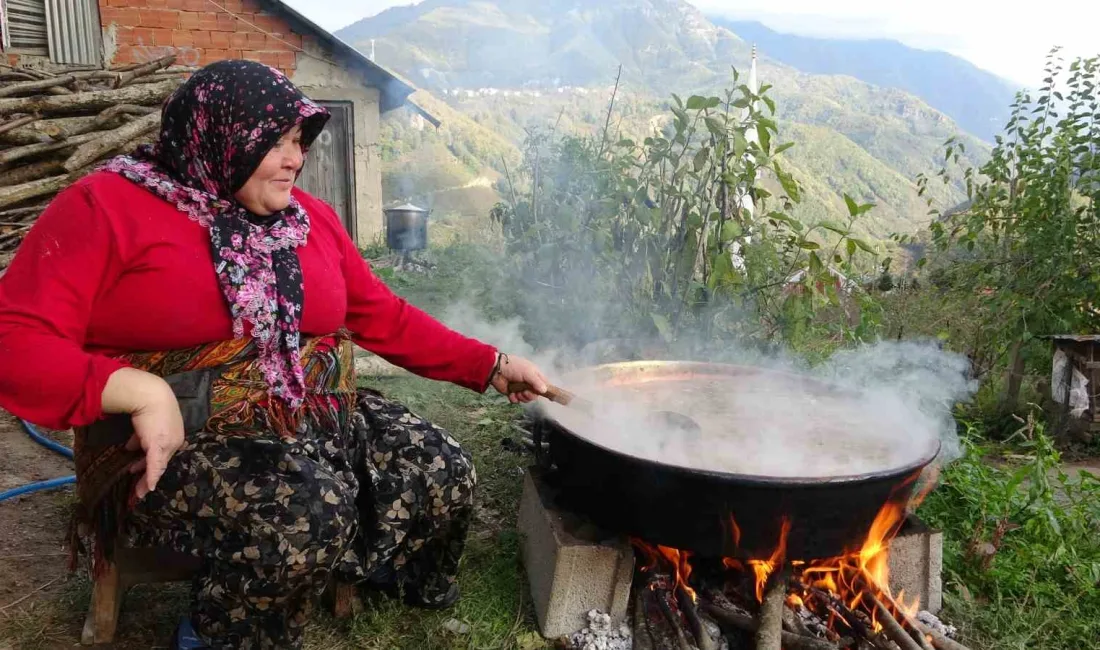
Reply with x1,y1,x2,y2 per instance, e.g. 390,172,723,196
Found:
126,388,477,649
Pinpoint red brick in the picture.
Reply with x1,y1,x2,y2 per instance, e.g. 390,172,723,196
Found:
284,32,302,49
165,0,190,8
178,11,202,29
100,7,141,26
128,26,154,45
144,0,168,7
250,13,281,34
192,30,212,47
172,31,195,47
240,31,262,48
139,9,180,29
201,48,229,63
276,51,296,69
241,0,263,12
229,31,249,49
113,47,135,65
221,0,243,11
246,51,281,67
149,28,175,46
209,31,231,48
215,13,237,31
182,0,207,10
197,13,220,31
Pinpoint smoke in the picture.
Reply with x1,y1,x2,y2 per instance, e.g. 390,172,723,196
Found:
435,254,976,481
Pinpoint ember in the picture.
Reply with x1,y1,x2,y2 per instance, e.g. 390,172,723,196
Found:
627,490,967,650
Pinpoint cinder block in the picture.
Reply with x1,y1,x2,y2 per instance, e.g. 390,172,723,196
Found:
517,469,634,639
888,515,943,614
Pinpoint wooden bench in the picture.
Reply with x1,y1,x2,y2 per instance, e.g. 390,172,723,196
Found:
81,547,359,645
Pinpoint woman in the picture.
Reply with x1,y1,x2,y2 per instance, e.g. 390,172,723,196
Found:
0,60,548,649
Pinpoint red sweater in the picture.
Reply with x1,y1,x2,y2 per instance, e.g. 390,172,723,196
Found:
0,172,497,430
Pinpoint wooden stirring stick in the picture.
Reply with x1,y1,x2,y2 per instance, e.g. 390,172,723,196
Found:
507,381,595,415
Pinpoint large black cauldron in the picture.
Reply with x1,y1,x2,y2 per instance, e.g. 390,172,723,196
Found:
527,361,939,560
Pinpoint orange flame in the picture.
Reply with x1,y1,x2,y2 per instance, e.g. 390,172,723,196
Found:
748,518,790,602
634,466,940,640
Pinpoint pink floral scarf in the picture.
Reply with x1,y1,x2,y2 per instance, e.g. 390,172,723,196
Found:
104,59,330,407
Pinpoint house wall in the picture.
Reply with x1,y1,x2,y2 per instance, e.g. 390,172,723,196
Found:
99,0,301,73
97,0,384,246
291,42,383,247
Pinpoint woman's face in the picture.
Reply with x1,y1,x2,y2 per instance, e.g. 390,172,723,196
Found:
235,125,305,215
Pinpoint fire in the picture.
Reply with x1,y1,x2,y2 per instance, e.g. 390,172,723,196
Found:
748,517,790,602
634,467,937,640
631,539,697,602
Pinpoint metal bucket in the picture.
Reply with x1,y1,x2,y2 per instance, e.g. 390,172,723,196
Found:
384,203,429,252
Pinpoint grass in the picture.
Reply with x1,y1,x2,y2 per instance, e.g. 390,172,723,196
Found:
303,374,546,650
917,418,1100,650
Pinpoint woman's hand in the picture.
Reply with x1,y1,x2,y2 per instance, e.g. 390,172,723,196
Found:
101,368,185,500
489,353,550,404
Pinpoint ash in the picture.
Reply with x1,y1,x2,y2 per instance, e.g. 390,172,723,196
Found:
565,609,632,650
917,610,958,638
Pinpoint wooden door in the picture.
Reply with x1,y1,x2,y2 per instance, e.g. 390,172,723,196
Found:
298,101,356,241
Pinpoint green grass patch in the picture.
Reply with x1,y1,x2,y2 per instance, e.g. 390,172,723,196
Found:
918,419,1100,649
303,374,546,649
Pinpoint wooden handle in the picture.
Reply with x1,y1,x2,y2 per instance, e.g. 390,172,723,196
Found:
507,381,574,406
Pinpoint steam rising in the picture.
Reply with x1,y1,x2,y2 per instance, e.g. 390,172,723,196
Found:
442,285,975,480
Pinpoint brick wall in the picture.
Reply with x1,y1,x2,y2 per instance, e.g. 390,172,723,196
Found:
101,0,307,74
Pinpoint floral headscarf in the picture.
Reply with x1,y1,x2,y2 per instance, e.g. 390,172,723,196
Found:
104,59,330,407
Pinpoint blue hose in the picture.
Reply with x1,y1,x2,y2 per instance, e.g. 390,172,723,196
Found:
21,420,74,460
0,419,76,503
0,475,76,502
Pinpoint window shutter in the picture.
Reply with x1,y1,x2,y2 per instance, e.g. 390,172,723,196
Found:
44,0,102,65
3,0,49,55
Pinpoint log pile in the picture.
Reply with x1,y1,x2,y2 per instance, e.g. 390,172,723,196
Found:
0,56,193,270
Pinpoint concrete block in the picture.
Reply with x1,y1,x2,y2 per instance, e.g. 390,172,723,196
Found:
888,515,944,614
517,469,634,639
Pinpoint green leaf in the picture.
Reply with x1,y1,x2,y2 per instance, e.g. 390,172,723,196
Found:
704,116,725,136
693,147,710,173
774,142,794,156
820,220,848,235
808,251,824,274
686,95,719,110
617,139,635,148
847,239,857,257
720,220,743,242
733,132,748,158
757,124,771,153
850,237,875,253
651,313,673,341
762,95,776,114
843,193,875,217
798,239,821,250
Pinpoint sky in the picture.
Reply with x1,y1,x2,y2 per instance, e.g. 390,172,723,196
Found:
283,0,1099,88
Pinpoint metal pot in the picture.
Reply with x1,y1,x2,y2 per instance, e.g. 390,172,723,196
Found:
384,203,429,252
527,361,940,560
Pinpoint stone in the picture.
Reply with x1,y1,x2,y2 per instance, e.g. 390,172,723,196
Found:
518,469,635,640
354,350,408,377
888,515,944,614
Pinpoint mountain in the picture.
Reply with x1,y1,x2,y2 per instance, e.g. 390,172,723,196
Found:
708,19,1020,143
338,0,992,239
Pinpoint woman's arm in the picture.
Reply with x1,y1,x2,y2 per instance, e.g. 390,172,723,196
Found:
0,181,185,497
333,211,547,395
0,183,129,428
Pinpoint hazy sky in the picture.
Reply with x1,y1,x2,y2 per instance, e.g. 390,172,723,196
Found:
284,0,1098,88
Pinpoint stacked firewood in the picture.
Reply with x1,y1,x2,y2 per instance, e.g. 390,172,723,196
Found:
0,55,193,270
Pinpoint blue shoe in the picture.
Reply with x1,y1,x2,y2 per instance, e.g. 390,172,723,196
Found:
173,616,208,650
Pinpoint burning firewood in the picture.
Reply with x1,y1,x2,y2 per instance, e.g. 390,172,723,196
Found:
754,568,788,650
0,58,191,269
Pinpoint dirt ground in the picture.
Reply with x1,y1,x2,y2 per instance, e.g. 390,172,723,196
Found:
0,413,75,645
0,413,187,649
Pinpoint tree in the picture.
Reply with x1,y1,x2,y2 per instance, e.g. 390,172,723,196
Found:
916,50,1100,410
